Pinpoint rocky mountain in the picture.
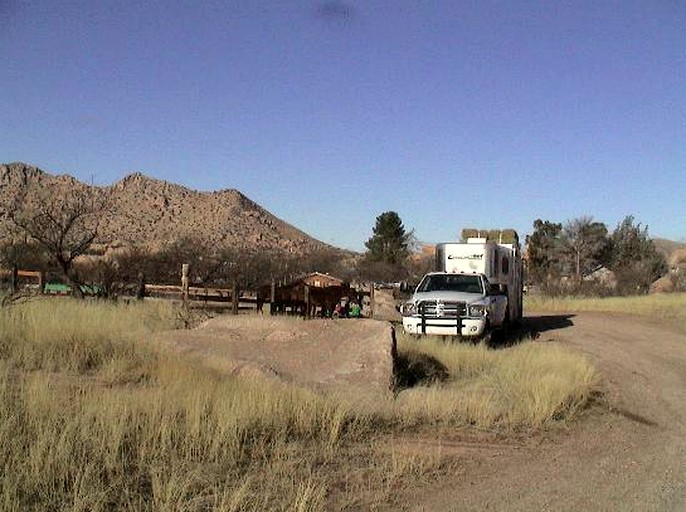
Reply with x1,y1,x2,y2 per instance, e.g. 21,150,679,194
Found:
0,162,334,256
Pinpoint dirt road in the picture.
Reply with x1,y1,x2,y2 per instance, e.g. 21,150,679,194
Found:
401,312,686,512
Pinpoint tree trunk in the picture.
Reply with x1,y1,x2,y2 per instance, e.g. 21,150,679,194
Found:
576,251,581,285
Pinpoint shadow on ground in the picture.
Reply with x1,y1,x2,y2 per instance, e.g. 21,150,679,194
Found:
393,350,450,391
489,314,576,348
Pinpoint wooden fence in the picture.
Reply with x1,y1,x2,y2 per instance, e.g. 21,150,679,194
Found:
144,283,261,313
0,266,375,318
0,268,43,293
0,268,256,311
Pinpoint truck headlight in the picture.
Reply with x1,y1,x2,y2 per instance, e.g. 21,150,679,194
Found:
401,301,417,316
469,304,488,317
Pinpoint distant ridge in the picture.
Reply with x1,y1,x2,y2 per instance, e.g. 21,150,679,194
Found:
653,238,686,273
0,162,335,255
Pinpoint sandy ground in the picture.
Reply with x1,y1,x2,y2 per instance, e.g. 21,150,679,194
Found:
397,312,686,512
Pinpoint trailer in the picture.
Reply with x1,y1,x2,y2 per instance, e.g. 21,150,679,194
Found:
402,232,523,338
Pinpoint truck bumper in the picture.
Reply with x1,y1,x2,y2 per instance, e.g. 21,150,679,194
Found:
402,316,487,337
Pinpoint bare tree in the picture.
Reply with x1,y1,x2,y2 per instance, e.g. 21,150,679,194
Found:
561,216,609,286
9,180,105,297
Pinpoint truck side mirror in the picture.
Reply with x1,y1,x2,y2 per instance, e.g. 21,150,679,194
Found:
488,284,502,296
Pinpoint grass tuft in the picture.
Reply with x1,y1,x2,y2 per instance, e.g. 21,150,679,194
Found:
0,298,179,374
394,333,599,429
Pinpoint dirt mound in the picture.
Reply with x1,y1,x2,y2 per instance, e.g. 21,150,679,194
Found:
156,316,397,398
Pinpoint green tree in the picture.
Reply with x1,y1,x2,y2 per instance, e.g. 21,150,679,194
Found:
561,216,609,285
525,219,563,285
360,211,413,282
607,216,667,294
364,211,412,265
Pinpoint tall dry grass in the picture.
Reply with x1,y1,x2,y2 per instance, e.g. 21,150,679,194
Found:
526,292,686,330
394,333,599,429
0,360,367,511
0,298,178,375
0,299,383,511
0,298,599,510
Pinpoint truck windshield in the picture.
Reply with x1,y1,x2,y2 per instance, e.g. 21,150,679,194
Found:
417,274,483,294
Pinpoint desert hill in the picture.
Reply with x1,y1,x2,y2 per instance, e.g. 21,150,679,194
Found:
654,238,686,268
0,162,335,256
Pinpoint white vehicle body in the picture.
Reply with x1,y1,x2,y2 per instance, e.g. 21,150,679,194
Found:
402,237,523,338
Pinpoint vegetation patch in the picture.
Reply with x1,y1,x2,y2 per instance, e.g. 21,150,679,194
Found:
1,299,599,510
393,332,599,429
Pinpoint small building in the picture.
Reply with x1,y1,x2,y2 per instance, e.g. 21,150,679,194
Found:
300,272,344,289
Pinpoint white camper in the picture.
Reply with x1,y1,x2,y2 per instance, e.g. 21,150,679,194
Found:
402,234,523,338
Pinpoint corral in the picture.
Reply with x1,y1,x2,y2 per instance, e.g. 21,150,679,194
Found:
0,267,374,317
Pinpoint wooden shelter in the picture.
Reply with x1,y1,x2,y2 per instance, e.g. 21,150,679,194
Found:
265,272,351,317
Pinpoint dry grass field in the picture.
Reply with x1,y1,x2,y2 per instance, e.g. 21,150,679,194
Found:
526,292,686,331
0,297,600,511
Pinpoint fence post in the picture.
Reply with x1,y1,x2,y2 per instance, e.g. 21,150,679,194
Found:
232,282,239,315
181,264,189,307
137,272,145,300
270,279,276,315
38,272,44,294
11,264,18,294
370,285,375,319
304,285,310,319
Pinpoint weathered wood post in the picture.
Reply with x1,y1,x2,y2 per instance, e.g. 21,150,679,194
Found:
137,272,145,300
38,271,44,294
181,263,189,307
270,278,276,315
370,284,375,319
11,264,18,294
232,282,239,315
303,284,310,319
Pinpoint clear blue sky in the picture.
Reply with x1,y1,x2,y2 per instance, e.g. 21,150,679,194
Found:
2,1,685,250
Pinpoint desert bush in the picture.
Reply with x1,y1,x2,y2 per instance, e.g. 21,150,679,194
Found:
0,238,53,273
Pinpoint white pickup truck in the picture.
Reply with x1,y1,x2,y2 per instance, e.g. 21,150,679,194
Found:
401,235,523,339
401,272,508,337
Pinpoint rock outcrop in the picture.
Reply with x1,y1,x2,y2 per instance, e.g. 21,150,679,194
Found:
156,316,397,400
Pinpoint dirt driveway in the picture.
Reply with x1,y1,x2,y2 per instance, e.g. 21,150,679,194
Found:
400,312,686,512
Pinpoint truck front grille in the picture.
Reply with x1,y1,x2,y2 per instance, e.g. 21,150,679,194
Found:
419,300,467,318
